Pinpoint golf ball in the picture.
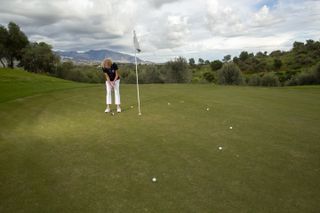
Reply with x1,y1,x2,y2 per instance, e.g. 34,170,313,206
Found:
218,146,223,150
139,113,142,116
206,108,210,111
152,177,157,182
131,106,134,108
168,102,171,106
111,112,115,116
229,126,233,130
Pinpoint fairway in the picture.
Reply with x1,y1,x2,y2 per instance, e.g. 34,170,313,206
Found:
1,70,320,212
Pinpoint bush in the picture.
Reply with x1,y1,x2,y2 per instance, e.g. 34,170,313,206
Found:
217,62,243,85
191,77,200,83
248,74,262,86
285,77,299,86
296,72,317,85
260,73,280,87
313,62,320,83
56,62,104,83
165,57,191,83
124,72,137,84
203,72,215,82
144,65,164,83
56,61,73,78
284,63,320,86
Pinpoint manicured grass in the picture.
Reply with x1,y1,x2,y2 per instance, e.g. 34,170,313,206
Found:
0,68,94,103
0,69,320,212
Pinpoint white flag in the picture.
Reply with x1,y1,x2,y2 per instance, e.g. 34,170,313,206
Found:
133,30,141,53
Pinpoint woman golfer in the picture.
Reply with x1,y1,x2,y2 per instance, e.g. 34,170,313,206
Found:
102,58,121,113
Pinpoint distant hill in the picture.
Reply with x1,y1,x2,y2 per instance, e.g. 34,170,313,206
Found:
55,49,144,64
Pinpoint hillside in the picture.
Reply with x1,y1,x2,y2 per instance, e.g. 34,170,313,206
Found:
232,40,320,74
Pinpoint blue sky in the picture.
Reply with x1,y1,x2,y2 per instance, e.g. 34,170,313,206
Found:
0,0,319,62
254,0,278,9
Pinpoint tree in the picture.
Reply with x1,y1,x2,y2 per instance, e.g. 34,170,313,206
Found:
165,57,191,83
239,51,249,61
217,62,243,85
293,41,305,53
198,58,204,65
21,42,60,73
223,55,231,62
210,60,223,71
233,57,239,64
270,50,282,57
189,58,195,66
273,58,282,70
256,52,264,58
6,22,29,68
305,39,315,50
0,25,9,67
204,60,210,65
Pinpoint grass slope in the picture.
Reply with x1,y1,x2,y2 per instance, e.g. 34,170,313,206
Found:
0,68,94,103
0,69,320,212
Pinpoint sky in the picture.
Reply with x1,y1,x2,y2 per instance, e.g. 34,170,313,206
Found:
0,0,319,62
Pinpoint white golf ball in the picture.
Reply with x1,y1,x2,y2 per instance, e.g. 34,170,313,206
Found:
168,102,171,106
229,126,233,130
206,108,210,111
139,113,142,116
152,177,157,182
131,106,134,108
218,146,223,150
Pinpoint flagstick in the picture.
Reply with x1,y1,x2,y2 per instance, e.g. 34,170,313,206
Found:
134,50,142,115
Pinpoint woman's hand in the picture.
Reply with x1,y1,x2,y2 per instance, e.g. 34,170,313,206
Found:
107,79,113,88
110,81,115,88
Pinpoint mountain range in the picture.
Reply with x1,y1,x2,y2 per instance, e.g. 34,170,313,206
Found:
55,49,144,64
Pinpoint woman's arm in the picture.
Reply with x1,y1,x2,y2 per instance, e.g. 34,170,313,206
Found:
105,73,110,82
113,70,119,82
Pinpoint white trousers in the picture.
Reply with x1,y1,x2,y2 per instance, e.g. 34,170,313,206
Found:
106,80,121,105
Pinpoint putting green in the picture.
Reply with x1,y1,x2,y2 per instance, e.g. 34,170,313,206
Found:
1,69,320,212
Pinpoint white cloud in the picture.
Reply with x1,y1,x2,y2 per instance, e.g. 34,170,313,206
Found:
164,15,190,47
252,5,283,27
0,0,319,62
206,0,246,36
253,5,272,25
